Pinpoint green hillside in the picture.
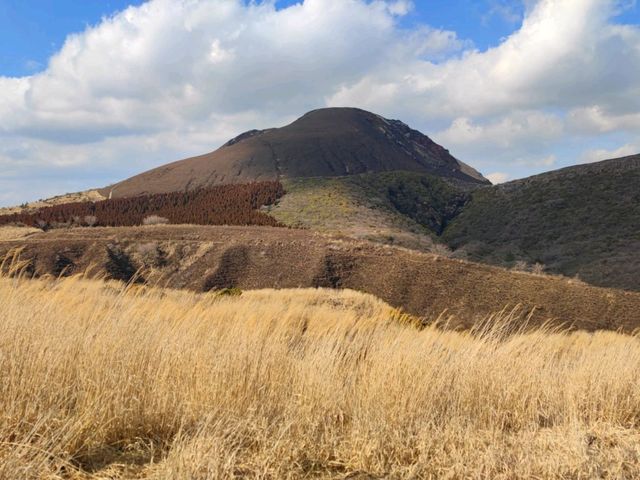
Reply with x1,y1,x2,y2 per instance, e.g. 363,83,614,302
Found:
442,155,640,291
269,171,469,252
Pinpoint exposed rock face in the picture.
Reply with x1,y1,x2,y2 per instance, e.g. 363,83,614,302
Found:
102,108,489,198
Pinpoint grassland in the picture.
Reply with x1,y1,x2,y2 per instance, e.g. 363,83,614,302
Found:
0,226,41,241
2,270,640,478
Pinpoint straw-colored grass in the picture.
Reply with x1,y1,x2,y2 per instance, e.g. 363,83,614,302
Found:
0,226,40,241
1,271,640,479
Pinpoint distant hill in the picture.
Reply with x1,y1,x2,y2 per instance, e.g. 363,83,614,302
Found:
442,155,640,291
101,108,488,198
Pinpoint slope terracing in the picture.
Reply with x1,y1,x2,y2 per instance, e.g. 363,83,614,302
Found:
2,225,639,331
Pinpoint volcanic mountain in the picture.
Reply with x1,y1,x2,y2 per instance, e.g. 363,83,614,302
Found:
101,107,488,198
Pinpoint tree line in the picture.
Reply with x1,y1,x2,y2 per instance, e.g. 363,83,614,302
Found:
0,181,285,229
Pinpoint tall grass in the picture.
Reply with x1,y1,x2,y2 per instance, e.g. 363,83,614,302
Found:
1,272,640,478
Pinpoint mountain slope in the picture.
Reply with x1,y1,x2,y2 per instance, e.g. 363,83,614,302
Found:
268,171,468,251
101,108,488,198
442,155,640,291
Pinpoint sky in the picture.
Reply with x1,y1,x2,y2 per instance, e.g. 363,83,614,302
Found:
0,0,639,206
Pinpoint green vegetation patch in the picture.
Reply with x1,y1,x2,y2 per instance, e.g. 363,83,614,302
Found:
268,171,469,250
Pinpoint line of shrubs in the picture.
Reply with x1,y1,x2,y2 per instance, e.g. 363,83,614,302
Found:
0,181,285,230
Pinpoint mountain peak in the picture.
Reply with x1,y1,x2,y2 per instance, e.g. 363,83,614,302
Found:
103,108,489,198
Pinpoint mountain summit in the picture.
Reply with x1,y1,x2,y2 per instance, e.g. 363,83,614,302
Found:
102,107,488,198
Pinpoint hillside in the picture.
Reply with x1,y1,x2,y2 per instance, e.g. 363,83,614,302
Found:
268,171,468,251
442,155,640,291
2,225,640,331
101,107,488,198
0,190,105,216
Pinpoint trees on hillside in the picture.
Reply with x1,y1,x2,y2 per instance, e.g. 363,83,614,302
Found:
0,182,285,229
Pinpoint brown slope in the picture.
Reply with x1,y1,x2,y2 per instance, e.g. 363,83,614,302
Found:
2,225,639,332
101,108,488,198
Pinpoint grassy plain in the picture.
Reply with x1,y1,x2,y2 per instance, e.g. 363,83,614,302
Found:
1,271,640,478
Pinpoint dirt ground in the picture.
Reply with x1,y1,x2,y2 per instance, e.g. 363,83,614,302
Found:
1,224,639,331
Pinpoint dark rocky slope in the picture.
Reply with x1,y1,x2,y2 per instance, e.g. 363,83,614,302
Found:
102,108,488,198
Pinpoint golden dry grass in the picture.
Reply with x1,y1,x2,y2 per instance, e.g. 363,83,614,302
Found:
1,272,640,479
0,226,41,241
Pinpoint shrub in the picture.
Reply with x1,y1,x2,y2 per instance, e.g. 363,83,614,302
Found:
105,244,142,283
136,242,167,268
512,260,528,272
531,262,545,275
143,215,169,226
215,287,243,297
431,243,453,257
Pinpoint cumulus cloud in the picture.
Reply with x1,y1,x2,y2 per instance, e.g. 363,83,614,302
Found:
3,0,407,140
580,143,639,163
435,112,563,150
567,106,640,134
485,172,510,184
0,0,639,205
482,1,525,26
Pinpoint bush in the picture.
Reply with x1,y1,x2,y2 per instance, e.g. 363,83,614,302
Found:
512,260,528,272
143,215,169,226
136,242,167,268
431,243,453,257
215,287,243,297
531,262,545,275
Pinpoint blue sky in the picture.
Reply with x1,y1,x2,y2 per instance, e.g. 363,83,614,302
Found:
0,0,639,205
0,1,145,76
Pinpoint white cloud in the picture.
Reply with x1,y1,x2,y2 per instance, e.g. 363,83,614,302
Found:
0,0,639,206
482,1,524,25
580,143,639,163
568,106,640,134
486,172,510,184
2,0,412,141
328,0,640,119
435,112,563,150
386,0,413,16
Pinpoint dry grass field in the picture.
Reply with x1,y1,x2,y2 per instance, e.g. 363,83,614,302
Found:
0,226,41,241
1,269,640,478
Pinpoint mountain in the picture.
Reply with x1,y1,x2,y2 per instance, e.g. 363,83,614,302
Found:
4,107,639,293
442,154,640,291
101,108,489,198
